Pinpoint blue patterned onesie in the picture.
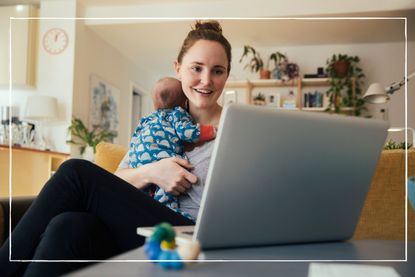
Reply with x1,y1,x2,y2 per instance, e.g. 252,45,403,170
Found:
129,106,214,221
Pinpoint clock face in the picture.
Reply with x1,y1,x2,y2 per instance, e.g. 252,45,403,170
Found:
42,28,69,55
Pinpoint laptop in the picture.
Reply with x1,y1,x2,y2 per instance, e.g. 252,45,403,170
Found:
137,104,388,249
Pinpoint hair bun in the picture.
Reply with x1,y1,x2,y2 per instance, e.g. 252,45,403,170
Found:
194,20,222,34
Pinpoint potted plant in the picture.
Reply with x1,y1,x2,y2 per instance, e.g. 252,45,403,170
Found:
384,139,413,150
269,51,288,79
239,45,266,78
325,54,366,115
253,92,266,105
239,45,287,80
66,117,117,160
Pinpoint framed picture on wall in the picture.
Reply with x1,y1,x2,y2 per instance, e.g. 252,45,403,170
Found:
223,90,238,106
266,92,281,107
89,74,120,143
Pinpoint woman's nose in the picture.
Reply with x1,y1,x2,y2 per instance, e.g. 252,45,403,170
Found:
200,71,213,85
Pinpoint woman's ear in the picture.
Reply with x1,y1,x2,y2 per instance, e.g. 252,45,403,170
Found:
174,61,181,79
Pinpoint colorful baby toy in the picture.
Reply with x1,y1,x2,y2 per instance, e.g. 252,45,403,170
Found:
144,222,201,270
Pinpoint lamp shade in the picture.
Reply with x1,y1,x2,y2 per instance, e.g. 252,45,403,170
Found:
24,95,58,121
363,83,390,104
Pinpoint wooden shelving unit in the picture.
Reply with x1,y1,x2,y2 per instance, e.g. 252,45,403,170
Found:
223,77,355,114
0,145,69,197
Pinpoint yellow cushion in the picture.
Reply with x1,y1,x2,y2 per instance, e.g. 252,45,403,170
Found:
95,142,128,173
353,149,415,240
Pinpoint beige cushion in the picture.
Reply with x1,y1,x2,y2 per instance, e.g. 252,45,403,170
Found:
95,142,128,173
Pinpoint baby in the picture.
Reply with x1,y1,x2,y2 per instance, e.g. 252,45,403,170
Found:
129,77,216,221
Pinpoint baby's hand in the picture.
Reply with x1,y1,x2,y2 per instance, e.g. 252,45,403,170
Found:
200,125,216,141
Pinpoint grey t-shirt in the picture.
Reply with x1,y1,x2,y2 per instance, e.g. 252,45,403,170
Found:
118,140,214,220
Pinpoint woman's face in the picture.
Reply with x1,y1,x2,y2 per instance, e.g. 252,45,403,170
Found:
175,40,229,110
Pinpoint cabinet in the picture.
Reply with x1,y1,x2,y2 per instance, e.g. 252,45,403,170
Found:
0,145,69,197
0,5,39,87
222,77,356,113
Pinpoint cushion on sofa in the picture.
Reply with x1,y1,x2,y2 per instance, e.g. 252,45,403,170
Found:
95,142,128,173
353,149,415,240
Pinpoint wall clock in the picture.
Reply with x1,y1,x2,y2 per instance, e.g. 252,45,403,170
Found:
42,28,69,55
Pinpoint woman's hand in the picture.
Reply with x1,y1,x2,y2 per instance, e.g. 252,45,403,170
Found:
114,157,198,196
144,157,198,196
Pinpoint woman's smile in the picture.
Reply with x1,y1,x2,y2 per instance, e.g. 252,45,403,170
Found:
193,87,214,95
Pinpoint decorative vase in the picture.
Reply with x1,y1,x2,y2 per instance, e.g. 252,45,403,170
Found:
286,63,300,80
271,67,282,79
259,69,271,79
82,145,95,162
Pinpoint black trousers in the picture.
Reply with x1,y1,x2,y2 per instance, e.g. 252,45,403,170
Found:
0,159,193,276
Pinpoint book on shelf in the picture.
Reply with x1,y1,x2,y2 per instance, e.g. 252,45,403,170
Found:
303,74,328,79
304,91,324,108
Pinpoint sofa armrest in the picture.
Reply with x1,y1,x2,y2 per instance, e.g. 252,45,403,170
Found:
0,196,35,245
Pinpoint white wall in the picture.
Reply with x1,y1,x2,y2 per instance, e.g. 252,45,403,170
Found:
229,41,414,143
0,0,76,153
36,0,77,153
72,3,154,154
0,5,35,118
0,5,30,86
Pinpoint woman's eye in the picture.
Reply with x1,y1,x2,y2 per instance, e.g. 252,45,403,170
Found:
213,69,225,75
191,66,202,73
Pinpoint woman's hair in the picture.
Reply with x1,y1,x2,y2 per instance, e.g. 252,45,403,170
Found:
177,20,232,74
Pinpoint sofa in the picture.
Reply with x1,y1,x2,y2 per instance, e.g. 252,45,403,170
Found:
1,143,414,245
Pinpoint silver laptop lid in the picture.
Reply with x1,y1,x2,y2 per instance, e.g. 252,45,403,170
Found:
195,104,388,249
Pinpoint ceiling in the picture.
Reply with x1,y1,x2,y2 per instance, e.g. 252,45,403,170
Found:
4,0,414,77
85,12,413,77
74,0,415,76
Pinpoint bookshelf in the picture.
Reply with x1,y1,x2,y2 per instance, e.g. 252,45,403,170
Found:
222,77,356,114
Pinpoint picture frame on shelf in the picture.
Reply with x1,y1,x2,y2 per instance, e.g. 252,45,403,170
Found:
266,92,281,107
223,90,238,106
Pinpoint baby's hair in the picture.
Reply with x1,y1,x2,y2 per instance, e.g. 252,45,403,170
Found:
177,20,232,74
152,77,186,109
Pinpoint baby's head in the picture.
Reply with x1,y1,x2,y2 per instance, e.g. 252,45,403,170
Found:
152,77,186,109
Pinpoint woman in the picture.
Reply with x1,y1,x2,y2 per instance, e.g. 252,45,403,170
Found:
0,20,231,276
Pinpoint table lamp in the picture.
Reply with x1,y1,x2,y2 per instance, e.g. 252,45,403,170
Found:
24,95,58,150
363,71,415,104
